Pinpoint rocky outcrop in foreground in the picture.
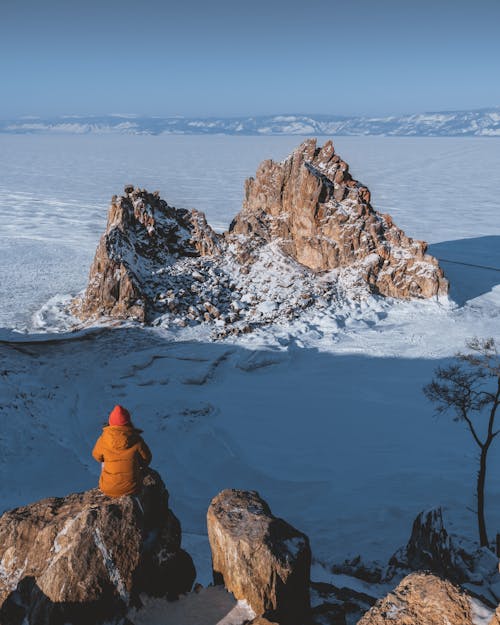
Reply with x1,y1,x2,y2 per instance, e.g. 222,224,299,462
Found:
207,489,311,625
73,140,447,333
0,470,195,625
358,572,473,625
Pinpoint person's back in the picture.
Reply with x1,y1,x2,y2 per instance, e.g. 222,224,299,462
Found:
92,405,152,497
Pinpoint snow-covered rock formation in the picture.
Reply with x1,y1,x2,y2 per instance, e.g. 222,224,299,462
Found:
322,507,499,622
230,138,447,298
73,140,447,333
207,489,311,625
388,507,474,583
0,469,195,625
74,185,222,322
387,507,499,596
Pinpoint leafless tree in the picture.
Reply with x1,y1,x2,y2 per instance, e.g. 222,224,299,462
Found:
424,338,500,547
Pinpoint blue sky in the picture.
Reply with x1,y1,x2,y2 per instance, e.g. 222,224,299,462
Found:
1,0,499,117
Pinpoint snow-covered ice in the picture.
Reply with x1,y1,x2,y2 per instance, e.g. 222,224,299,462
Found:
0,135,500,623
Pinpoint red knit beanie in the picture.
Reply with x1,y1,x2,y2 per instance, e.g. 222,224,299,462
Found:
109,405,131,426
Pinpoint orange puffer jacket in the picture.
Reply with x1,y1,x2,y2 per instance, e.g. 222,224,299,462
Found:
92,425,152,497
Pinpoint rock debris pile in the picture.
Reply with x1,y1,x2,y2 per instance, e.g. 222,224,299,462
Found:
72,139,448,334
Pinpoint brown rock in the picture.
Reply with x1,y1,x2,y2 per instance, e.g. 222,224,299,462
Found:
0,469,195,625
489,606,500,624
229,139,447,299
73,187,223,322
207,489,311,625
357,572,473,625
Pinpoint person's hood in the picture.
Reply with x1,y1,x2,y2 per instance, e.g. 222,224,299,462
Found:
101,425,142,450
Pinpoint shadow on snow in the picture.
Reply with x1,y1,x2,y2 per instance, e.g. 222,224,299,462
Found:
429,235,500,306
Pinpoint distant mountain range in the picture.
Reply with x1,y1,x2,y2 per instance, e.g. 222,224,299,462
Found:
1,108,499,136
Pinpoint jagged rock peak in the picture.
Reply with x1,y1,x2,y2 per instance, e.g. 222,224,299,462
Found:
230,138,448,299
107,185,222,258
73,185,223,321
388,507,475,583
0,469,195,625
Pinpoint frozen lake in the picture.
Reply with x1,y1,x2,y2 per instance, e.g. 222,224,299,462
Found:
1,136,500,621
0,134,499,329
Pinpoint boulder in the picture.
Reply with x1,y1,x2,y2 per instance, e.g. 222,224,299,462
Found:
357,572,473,625
230,138,447,299
0,469,195,625
207,489,311,625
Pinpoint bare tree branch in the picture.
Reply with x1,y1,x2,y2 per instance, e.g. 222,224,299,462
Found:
424,338,500,547
460,405,484,449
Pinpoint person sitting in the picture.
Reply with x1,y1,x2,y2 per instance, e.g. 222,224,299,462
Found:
92,404,152,497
